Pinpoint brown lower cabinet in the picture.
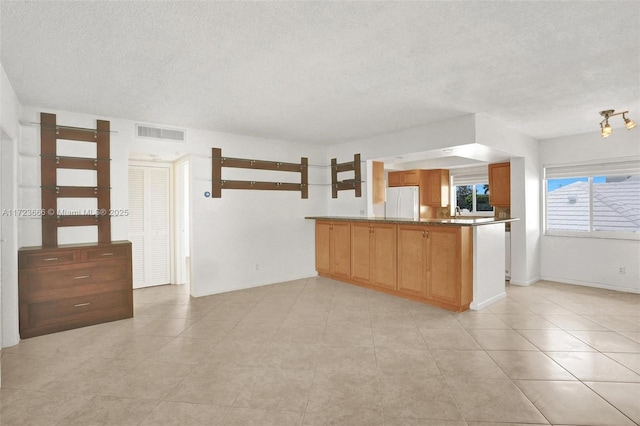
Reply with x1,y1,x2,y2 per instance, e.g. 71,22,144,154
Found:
350,222,397,290
315,220,473,312
397,224,472,311
315,220,351,281
18,241,133,338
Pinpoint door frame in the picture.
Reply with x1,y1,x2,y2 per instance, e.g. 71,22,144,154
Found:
128,160,174,287
1,128,20,348
173,156,191,286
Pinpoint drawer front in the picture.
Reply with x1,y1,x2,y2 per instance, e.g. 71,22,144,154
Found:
20,250,80,268
82,244,130,262
21,260,130,302
25,290,131,329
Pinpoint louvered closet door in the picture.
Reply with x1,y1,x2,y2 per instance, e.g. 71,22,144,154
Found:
128,165,170,288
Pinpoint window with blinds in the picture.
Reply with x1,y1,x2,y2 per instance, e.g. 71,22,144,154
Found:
544,157,640,238
450,168,492,215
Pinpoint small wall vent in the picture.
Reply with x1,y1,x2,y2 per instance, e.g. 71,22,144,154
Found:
135,124,186,142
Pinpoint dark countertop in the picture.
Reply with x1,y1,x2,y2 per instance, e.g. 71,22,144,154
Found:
305,216,518,227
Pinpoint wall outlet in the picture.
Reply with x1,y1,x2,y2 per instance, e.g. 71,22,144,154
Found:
618,266,626,275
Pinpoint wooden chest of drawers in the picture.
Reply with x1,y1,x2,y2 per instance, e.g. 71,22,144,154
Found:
18,241,133,338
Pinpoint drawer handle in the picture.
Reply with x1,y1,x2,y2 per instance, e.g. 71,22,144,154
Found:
74,303,90,307
43,257,59,261
73,275,91,280
101,253,114,256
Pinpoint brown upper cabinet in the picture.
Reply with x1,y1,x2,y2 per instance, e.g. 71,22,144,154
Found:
421,169,450,207
388,170,420,187
488,162,511,207
372,161,385,204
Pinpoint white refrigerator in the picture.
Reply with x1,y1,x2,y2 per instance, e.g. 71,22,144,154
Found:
385,186,419,220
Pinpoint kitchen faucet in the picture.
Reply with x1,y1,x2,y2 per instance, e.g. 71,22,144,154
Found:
455,206,461,218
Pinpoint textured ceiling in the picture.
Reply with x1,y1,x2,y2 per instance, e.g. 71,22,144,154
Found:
1,1,639,145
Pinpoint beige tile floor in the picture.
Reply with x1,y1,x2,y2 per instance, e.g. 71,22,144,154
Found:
2,277,639,425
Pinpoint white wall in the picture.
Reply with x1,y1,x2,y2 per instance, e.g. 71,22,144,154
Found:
472,222,507,309
177,128,328,296
18,106,327,299
539,129,640,293
1,63,22,348
475,114,541,286
1,63,21,141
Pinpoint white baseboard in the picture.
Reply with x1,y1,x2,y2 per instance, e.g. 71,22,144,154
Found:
540,276,640,294
190,274,318,298
470,291,507,310
509,276,541,287
1,329,20,349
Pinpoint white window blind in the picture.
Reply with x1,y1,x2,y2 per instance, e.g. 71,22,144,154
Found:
545,156,640,179
450,168,489,186
544,156,640,237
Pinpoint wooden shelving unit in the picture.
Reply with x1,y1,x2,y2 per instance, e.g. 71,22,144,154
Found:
40,112,111,246
211,147,309,198
331,153,362,198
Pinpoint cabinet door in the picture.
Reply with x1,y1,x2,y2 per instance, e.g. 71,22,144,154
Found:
388,170,419,187
351,222,372,285
397,225,426,297
422,169,450,207
403,170,419,186
315,221,332,275
331,222,351,280
372,161,385,204
388,171,405,187
489,162,510,207
425,227,460,305
371,223,397,290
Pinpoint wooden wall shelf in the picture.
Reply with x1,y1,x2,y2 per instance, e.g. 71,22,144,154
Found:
41,186,110,197
331,153,362,198
40,112,111,246
211,147,308,198
40,155,110,170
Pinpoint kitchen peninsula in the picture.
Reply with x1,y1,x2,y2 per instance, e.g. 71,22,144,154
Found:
306,216,517,312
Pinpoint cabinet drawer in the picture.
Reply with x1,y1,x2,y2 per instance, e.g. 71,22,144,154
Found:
21,260,130,302
25,290,131,329
20,250,80,268
82,245,130,262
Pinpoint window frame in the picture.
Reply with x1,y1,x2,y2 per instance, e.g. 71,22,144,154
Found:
543,157,640,241
452,183,494,217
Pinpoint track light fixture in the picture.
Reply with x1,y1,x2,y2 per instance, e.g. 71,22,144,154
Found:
599,109,636,138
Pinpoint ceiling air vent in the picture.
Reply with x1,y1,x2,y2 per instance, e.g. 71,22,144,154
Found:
135,124,186,142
